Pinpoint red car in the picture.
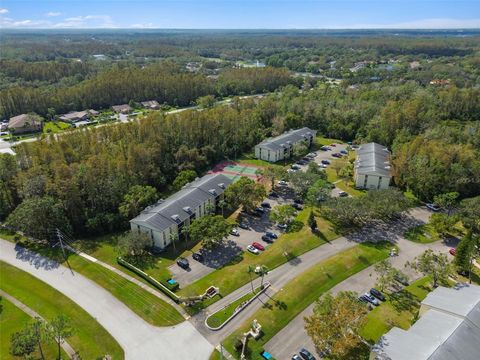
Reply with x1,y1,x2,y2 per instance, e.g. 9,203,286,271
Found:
330,143,336,147
252,242,265,251
449,248,456,256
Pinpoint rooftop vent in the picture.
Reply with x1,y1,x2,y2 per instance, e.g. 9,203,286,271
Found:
182,206,193,214
208,189,217,196
171,214,181,222
218,183,225,189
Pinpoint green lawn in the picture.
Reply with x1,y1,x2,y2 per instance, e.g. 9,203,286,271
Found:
0,261,124,359
178,208,338,312
209,349,222,360
325,163,365,197
43,121,72,134
0,298,67,360
315,136,345,147
360,276,433,342
223,242,392,359
3,235,184,327
404,224,440,243
206,288,259,329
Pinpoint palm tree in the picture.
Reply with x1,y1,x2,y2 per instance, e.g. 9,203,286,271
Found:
169,232,178,253
181,224,190,244
218,199,227,217
247,265,255,293
258,265,268,289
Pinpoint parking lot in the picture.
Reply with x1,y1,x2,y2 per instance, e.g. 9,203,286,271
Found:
169,193,292,286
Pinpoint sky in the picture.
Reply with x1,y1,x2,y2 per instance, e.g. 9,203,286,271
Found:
0,0,479,29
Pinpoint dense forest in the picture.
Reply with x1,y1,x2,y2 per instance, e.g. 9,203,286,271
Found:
1,81,479,238
0,30,479,239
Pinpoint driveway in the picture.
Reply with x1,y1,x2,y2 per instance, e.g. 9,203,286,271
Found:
263,208,455,359
0,239,213,360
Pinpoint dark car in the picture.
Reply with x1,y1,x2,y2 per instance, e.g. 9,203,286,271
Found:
265,231,278,239
338,191,348,197
255,207,265,214
370,288,386,301
261,201,271,208
192,252,204,262
299,348,316,360
321,159,330,165
296,160,307,165
294,198,304,204
262,234,274,243
332,153,342,158
292,203,303,210
302,157,311,162
269,191,279,198
177,257,189,269
238,222,249,230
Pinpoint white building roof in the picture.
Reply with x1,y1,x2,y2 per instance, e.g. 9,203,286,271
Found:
355,142,391,177
374,284,480,360
256,127,316,151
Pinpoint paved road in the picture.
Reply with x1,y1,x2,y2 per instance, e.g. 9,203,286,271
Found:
264,209,458,359
0,240,213,360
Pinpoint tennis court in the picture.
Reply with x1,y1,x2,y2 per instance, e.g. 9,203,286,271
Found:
208,161,262,182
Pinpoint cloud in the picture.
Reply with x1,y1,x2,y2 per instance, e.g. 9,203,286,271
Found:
46,12,61,17
0,8,8,14
130,23,156,29
54,15,116,28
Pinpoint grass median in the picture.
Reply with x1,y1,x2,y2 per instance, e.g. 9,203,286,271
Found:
0,261,124,359
223,242,392,360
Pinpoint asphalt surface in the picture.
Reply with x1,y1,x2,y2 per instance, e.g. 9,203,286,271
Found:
263,208,457,359
0,239,213,360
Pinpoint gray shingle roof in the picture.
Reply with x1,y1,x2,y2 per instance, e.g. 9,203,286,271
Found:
355,142,391,177
375,284,480,360
130,173,233,232
256,127,316,151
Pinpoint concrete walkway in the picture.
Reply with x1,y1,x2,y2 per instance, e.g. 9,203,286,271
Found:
0,240,213,360
263,211,457,359
0,289,76,358
76,251,189,319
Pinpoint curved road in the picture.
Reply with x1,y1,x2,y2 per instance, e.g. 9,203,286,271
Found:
0,239,213,360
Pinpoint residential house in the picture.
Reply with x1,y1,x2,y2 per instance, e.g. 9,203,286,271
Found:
141,100,161,110
130,173,233,250
8,113,43,134
373,283,480,360
353,142,391,190
254,127,316,163
59,109,98,123
112,104,133,114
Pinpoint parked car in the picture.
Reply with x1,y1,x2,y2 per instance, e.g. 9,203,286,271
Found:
332,152,342,158
340,149,348,154
238,222,249,230
269,191,279,198
320,146,329,151
247,245,260,255
363,292,380,306
330,143,337,147
370,288,386,302
262,235,275,243
287,168,297,174
292,203,303,210
261,201,271,208
291,164,301,170
321,159,330,165
277,223,288,231
394,273,410,286
338,191,348,197
252,242,265,251
307,152,317,157
320,164,328,168
230,228,240,236
302,156,311,162
449,248,457,256
297,160,308,165
299,348,316,360
177,257,190,269
278,180,288,186
426,203,441,212
255,207,265,214
292,355,302,360
192,252,204,262
265,231,278,239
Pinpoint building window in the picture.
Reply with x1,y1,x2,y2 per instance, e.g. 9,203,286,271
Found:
363,175,368,188
378,176,382,189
